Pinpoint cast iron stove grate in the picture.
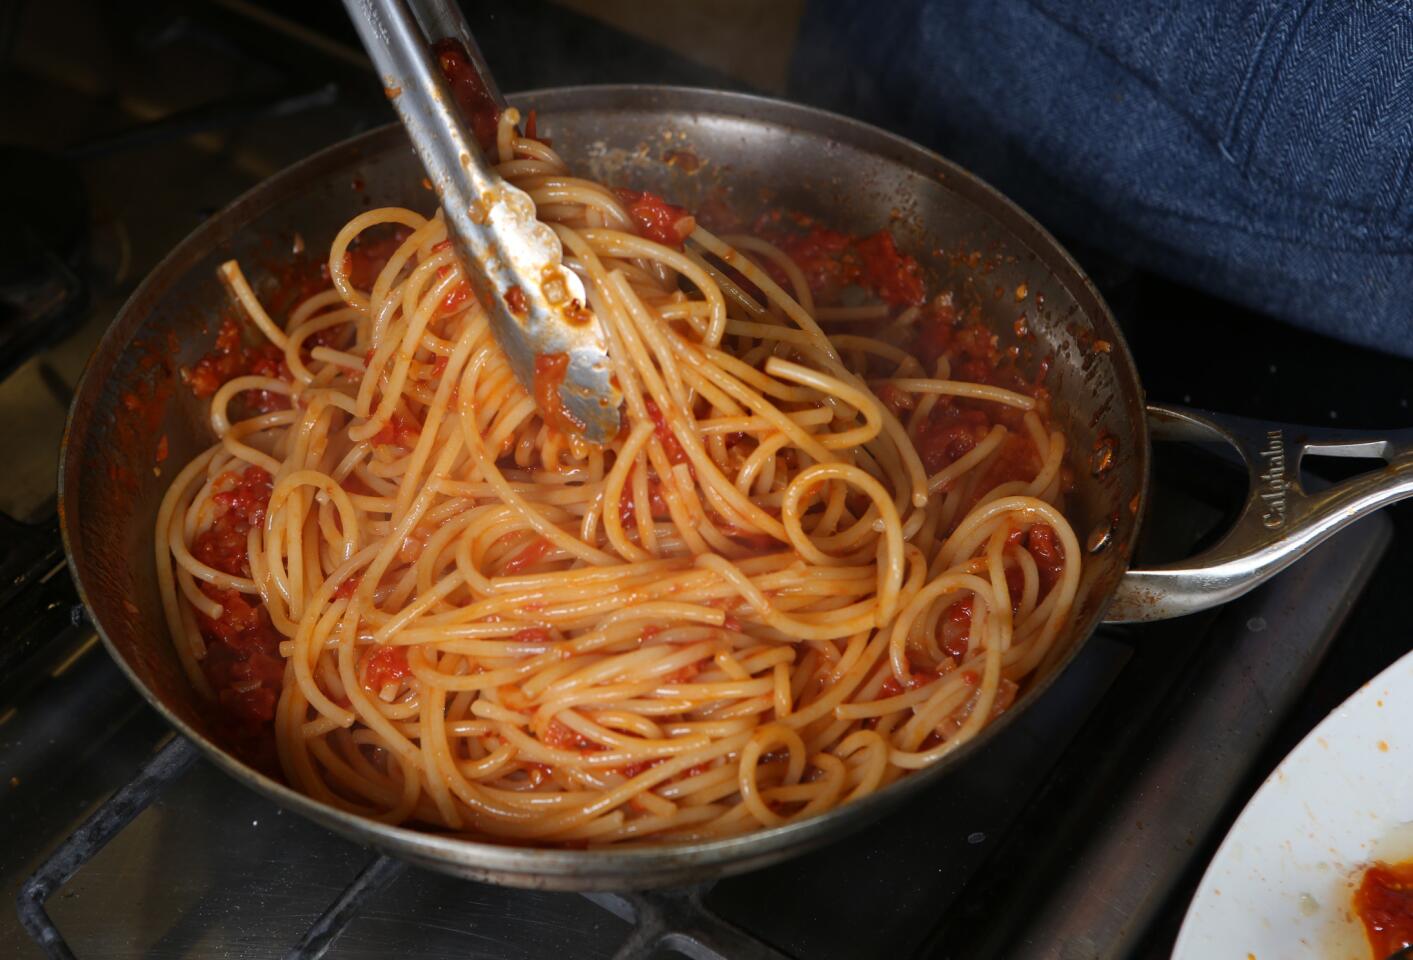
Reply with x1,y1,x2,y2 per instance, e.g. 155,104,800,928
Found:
16,736,788,960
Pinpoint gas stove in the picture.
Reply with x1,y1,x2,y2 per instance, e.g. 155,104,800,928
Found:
2,3,1407,958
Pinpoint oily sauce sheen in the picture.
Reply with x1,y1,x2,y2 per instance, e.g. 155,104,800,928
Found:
1355,859,1413,957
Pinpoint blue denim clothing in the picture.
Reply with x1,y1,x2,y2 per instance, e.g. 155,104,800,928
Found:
792,0,1413,357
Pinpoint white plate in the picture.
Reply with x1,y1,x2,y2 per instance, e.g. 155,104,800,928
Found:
1173,649,1413,960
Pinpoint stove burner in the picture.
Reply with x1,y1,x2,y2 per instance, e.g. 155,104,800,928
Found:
0,145,88,380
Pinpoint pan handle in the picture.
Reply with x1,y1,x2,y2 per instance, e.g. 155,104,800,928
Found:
1104,403,1413,623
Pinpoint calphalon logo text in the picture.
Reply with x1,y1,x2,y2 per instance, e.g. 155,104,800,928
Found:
1258,429,1286,529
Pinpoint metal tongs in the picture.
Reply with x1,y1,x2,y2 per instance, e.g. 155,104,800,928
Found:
342,0,621,443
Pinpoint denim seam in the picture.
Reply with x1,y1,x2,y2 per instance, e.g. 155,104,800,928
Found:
1220,2,1286,164
1231,0,1317,175
1234,2,1413,224
1021,0,1230,151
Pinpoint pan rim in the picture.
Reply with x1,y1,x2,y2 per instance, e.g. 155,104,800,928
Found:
58,84,1149,886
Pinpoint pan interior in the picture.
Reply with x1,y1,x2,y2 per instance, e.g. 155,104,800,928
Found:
60,87,1146,882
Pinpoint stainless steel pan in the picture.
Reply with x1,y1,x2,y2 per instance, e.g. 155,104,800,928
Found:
59,87,1413,890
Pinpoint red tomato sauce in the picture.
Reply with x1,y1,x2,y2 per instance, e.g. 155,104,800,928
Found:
874,382,916,417
362,645,411,691
879,669,942,698
755,212,926,308
191,467,272,577
261,253,332,323
855,230,926,307
618,469,671,529
904,296,1062,512
184,227,419,417
618,758,659,779
182,317,290,415
911,300,1052,418
1025,524,1066,595
642,397,687,465
188,466,281,771
432,38,501,153
197,587,284,771
345,225,414,291
501,536,553,575
533,352,587,436
914,406,993,475
938,598,973,660
614,188,694,249
372,410,421,448
440,281,472,314
544,718,599,752
428,256,474,315
1355,860,1413,958
523,109,549,146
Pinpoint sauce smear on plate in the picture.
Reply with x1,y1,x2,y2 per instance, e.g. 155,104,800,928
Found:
1355,859,1413,957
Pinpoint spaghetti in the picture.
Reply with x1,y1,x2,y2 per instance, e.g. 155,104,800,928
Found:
156,110,1081,846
